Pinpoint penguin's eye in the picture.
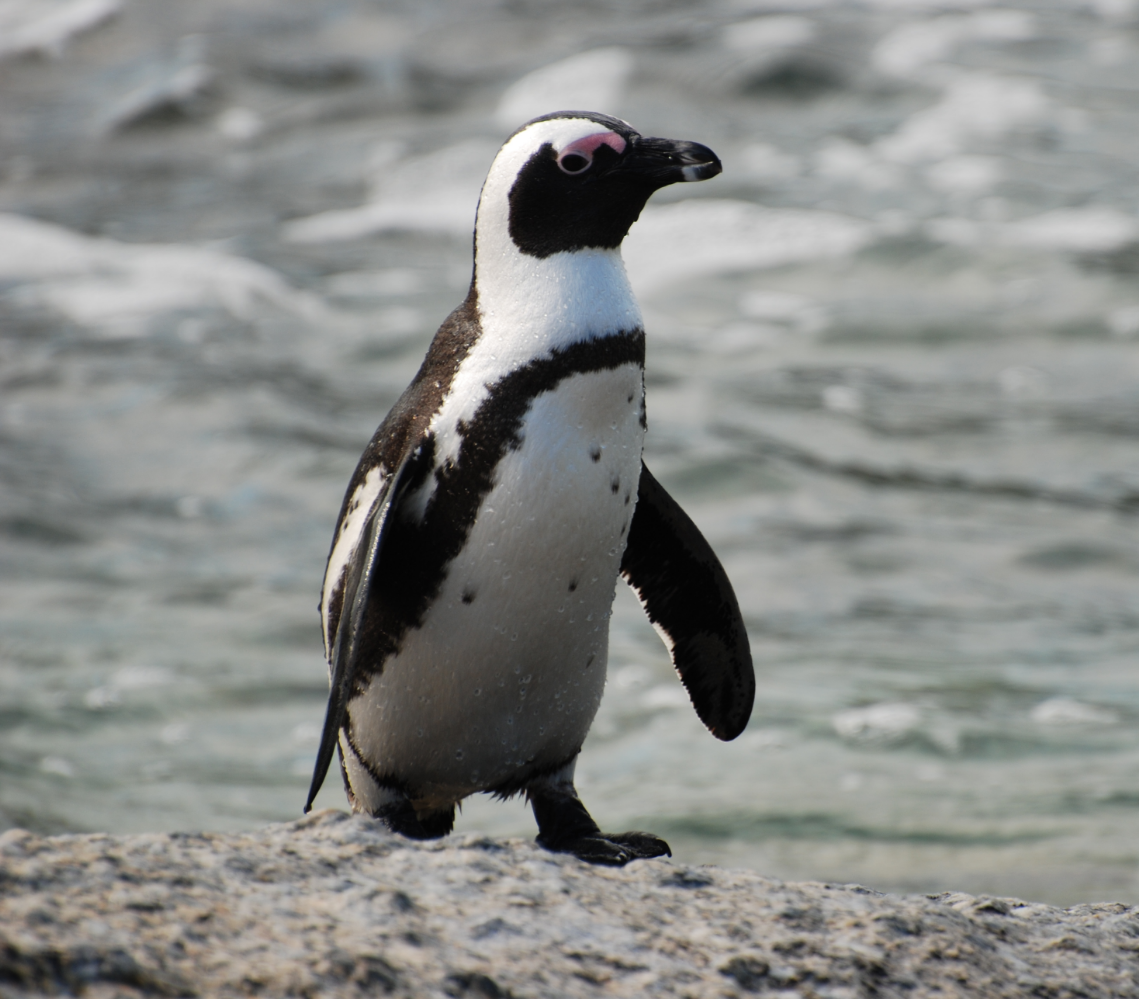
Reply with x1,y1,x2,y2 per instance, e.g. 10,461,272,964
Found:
553,130,626,176
557,152,591,175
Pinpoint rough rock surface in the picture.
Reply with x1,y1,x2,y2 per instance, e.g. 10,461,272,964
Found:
1,810,1137,998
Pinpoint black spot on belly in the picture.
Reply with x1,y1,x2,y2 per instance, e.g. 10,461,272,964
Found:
624,491,631,505
568,580,577,592
589,446,601,463
461,589,476,605
620,521,627,537
627,393,634,403
586,654,595,667
610,477,620,494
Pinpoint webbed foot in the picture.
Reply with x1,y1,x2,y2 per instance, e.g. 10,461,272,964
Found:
527,769,670,866
540,830,671,866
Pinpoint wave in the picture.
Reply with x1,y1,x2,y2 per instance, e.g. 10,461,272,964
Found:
719,424,1139,513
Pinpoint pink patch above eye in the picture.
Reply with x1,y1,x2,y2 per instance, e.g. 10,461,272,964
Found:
558,131,627,159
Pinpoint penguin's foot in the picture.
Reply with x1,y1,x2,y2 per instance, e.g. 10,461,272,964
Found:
374,795,455,840
541,830,672,866
528,779,671,866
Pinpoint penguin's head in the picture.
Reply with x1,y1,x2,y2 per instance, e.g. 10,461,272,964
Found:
476,112,721,261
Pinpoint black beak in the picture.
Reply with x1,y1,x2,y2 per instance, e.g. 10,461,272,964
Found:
617,136,722,187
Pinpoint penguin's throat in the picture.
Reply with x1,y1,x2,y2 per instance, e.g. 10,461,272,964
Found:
473,244,642,351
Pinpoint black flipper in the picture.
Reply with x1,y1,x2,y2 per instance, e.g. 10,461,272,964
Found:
304,450,417,813
620,462,755,741
529,782,671,866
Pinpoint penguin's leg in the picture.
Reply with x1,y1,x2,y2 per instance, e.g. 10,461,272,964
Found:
526,759,671,866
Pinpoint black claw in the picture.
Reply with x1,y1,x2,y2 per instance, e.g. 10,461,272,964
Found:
608,831,672,859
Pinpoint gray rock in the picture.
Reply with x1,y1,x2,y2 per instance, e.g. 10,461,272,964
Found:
1,810,1137,998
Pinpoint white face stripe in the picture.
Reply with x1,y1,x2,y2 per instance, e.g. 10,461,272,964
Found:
503,115,633,154
474,117,635,285
414,117,645,480
478,121,589,270
474,118,644,329
482,118,625,219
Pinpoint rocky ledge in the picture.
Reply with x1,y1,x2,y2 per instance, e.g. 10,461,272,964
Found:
1,810,1137,998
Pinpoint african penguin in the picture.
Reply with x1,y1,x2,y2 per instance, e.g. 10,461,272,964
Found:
305,111,754,866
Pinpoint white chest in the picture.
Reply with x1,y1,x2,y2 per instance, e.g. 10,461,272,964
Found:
347,362,645,802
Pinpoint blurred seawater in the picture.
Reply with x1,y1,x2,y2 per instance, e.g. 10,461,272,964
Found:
1,0,1139,905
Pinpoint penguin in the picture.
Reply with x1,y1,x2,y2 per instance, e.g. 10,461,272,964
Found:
305,111,754,866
